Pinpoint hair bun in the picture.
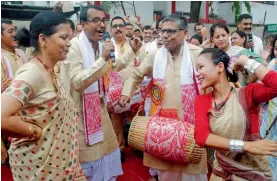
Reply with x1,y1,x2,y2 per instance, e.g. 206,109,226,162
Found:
221,53,230,62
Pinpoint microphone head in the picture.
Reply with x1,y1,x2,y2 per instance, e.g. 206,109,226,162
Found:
103,32,111,41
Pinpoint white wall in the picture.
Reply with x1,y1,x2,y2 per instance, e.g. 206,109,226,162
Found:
242,2,277,24
217,2,277,24
163,1,172,17
176,1,190,13
153,1,165,11
217,2,235,24
23,1,50,7
108,1,154,25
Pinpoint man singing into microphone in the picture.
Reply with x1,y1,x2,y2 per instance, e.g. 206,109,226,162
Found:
60,5,142,181
237,14,264,56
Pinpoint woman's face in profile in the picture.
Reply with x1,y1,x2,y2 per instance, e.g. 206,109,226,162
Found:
196,54,222,89
43,23,72,62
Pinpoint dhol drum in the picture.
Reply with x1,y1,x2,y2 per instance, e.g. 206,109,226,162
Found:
128,115,203,163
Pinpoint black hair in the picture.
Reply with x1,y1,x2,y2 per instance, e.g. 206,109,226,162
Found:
231,30,247,48
190,34,203,44
67,18,75,31
270,35,277,60
238,14,252,23
80,5,104,22
162,14,188,29
199,48,238,83
110,16,126,27
134,29,141,33
16,12,68,53
143,25,151,31
15,28,31,47
194,23,204,31
1,18,13,33
210,23,230,38
125,22,134,27
156,16,164,29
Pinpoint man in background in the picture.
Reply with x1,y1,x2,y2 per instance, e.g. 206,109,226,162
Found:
194,22,205,35
125,22,134,39
237,14,263,55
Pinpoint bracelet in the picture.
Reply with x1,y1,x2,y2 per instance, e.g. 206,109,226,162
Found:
244,59,261,73
28,124,41,140
229,139,245,153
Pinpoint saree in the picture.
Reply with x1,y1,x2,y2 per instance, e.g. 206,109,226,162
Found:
4,62,86,181
209,88,272,181
226,46,263,87
260,58,277,180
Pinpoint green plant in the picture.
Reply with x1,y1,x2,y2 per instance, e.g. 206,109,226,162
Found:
232,1,251,24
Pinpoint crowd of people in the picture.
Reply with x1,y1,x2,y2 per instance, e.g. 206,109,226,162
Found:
1,3,277,181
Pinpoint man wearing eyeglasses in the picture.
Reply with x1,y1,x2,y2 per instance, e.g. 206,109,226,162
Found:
119,14,208,181
109,16,145,163
59,5,142,181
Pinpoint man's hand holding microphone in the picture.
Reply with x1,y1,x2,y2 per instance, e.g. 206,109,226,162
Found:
102,32,115,62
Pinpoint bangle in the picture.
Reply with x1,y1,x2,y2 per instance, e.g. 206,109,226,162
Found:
28,124,41,140
229,139,245,153
244,59,261,73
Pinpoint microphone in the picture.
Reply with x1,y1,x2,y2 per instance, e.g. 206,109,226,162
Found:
103,32,115,62
248,33,254,52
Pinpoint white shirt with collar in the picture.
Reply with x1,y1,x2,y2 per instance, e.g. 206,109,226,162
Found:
252,34,264,56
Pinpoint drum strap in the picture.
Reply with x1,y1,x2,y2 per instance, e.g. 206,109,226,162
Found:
263,115,277,139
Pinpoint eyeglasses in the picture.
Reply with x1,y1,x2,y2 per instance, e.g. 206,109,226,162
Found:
160,29,184,36
111,24,125,29
87,17,109,25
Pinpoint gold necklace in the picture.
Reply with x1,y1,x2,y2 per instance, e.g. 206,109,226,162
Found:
36,57,59,91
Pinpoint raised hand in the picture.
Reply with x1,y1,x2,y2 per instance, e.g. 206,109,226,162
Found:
135,16,141,25
128,37,142,53
261,45,272,61
124,16,130,22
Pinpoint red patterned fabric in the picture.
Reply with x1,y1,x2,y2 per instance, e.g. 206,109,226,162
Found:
106,69,142,113
108,70,122,90
145,117,194,162
181,84,198,124
4,80,34,105
159,109,179,120
83,91,103,145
